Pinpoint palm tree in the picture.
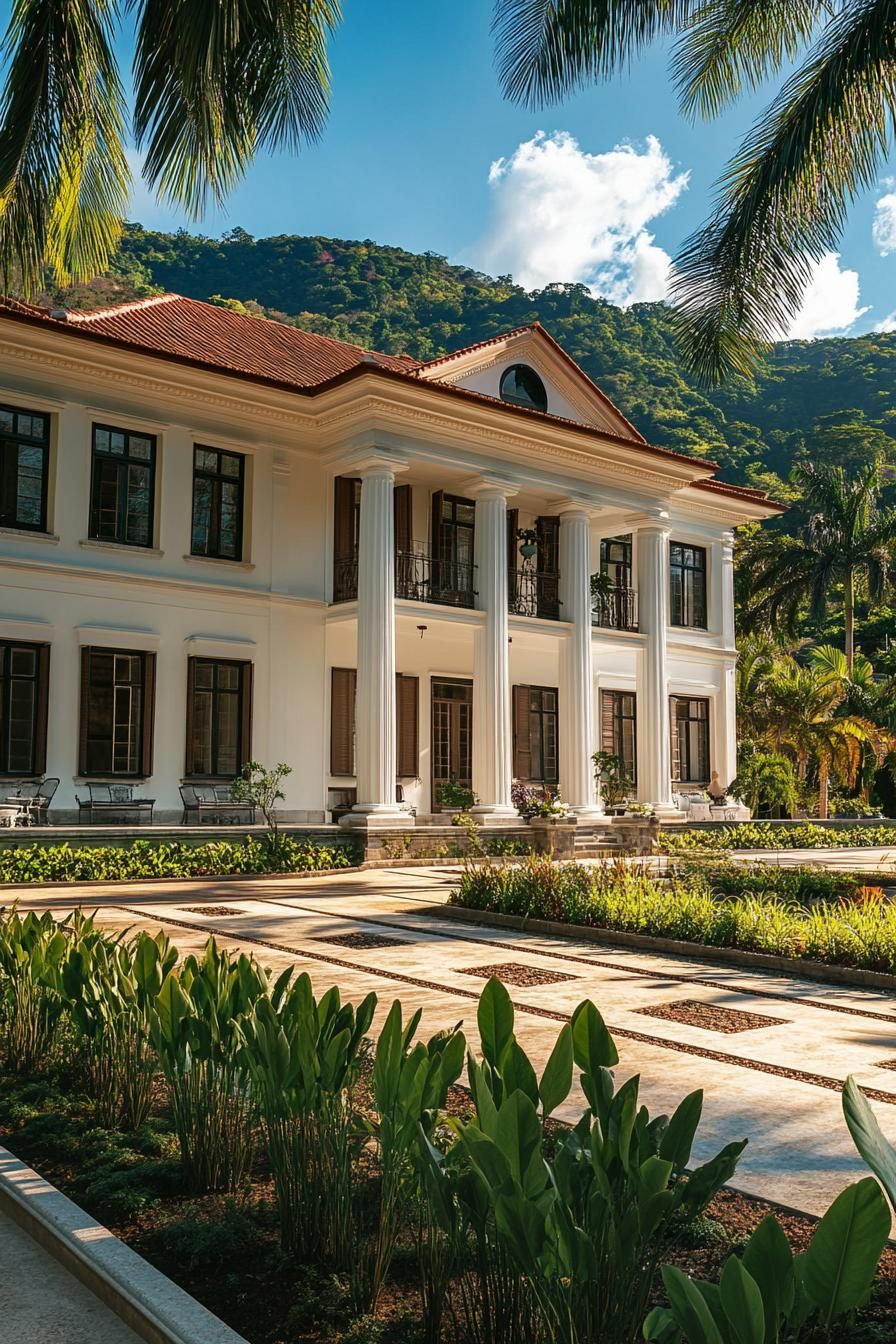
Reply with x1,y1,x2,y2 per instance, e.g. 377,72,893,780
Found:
493,1,896,383
742,463,896,672
0,1,340,293
760,658,890,818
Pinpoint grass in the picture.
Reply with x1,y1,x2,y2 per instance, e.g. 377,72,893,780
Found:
452,856,896,974
0,835,359,883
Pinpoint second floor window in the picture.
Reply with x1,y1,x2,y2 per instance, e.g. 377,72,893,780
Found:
0,404,49,532
90,425,156,547
670,542,707,628
191,446,245,560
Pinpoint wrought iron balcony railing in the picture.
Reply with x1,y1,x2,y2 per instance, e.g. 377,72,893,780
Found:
508,569,561,620
592,584,638,631
332,546,477,609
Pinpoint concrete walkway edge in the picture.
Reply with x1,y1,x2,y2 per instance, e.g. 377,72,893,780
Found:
0,1146,248,1344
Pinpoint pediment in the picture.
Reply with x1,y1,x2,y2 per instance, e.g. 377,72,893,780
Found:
416,325,645,443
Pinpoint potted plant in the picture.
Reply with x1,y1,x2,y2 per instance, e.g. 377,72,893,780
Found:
435,776,476,816
592,751,633,815
516,527,538,559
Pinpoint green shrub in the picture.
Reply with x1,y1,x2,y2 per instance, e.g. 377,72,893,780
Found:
143,1201,273,1273
0,835,358,884
680,860,865,905
453,856,896,973
661,822,896,852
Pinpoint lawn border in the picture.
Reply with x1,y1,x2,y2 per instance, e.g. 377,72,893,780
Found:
434,902,896,991
0,1144,248,1344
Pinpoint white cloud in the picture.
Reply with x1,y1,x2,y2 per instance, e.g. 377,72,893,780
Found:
471,131,688,304
873,187,896,255
875,311,896,333
784,252,869,339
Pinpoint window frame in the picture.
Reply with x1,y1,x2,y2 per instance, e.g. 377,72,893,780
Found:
78,646,155,779
669,541,708,629
185,657,252,779
670,695,710,786
89,423,157,549
600,689,637,784
0,403,50,533
513,684,559,785
0,640,49,776
190,445,246,561
499,363,548,413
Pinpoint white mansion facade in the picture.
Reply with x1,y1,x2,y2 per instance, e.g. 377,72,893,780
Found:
0,294,782,825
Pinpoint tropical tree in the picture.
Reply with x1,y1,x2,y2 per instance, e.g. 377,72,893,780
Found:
492,1,896,382
730,743,798,817
0,1,340,293
742,462,896,672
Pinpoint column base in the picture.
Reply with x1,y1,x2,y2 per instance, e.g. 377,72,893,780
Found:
648,801,687,822
339,805,415,832
470,803,520,827
569,804,605,823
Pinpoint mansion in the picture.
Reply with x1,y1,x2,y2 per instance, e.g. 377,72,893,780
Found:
0,293,782,826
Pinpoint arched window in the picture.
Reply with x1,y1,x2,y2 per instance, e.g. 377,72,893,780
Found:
499,364,548,413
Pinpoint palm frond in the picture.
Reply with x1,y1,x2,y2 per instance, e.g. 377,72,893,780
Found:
133,0,340,215
670,0,896,383
671,0,825,121
492,0,693,107
0,0,128,293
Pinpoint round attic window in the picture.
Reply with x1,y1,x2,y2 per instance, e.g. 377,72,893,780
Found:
499,363,548,413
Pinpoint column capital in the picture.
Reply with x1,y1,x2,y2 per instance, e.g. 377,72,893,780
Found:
625,508,670,533
554,496,596,520
460,474,519,500
334,450,409,480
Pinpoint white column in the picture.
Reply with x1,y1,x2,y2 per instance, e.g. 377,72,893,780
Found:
558,502,603,818
715,532,738,791
469,479,517,822
345,459,407,826
635,517,679,815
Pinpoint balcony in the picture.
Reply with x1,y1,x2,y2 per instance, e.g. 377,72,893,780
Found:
592,584,638,632
333,546,476,609
508,569,561,620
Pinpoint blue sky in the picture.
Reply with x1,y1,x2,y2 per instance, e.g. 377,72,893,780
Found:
7,2,896,336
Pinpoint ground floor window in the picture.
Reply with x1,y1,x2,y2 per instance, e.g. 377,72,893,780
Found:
513,685,558,784
670,695,710,785
186,658,252,778
0,641,49,775
79,647,155,777
600,689,637,783
330,669,419,778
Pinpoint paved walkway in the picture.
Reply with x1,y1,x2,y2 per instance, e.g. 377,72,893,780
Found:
0,1209,141,1343
18,865,896,1219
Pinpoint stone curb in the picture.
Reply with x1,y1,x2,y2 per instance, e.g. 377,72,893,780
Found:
0,1146,248,1344
0,863,361,895
430,903,896,991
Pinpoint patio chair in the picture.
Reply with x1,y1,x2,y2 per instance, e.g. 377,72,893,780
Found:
32,777,59,824
76,783,155,825
180,783,256,825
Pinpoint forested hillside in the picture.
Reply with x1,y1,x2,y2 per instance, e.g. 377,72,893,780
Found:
54,224,896,504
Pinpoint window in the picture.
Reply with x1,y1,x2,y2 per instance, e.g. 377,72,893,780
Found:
499,364,548,413
600,535,632,587
90,424,156,547
671,696,710,785
600,690,637,784
333,476,361,601
79,648,155,777
186,658,252,777
513,685,559,784
0,404,49,532
670,542,707,628
191,446,245,560
431,492,476,606
0,641,49,775
329,669,419,777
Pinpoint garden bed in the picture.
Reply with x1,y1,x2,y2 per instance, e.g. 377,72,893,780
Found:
662,822,896,852
3,1070,894,1344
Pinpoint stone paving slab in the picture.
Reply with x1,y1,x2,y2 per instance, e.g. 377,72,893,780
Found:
17,864,896,1219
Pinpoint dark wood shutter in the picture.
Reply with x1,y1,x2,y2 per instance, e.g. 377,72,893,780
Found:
394,483,412,555
536,516,560,618
239,662,254,770
334,475,356,567
600,690,615,755
78,647,91,776
141,652,157,777
396,674,419,777
184,657,196,776
430,490,444,563
33,644,50,775
512,685,532,780
330,667,357,775
507,506,519,605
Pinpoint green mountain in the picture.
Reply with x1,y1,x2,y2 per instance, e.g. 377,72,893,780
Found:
57,223,896,500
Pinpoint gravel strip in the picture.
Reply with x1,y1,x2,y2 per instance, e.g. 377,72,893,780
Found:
180,906,246,918
457,962,577,987
314,931,413,950
637,999,788,1034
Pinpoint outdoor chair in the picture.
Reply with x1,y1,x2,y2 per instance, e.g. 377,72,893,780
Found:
32,777,59,823
179,783,256,825
76,783,156,825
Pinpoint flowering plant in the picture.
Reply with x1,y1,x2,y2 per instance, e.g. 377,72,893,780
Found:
511,781,569,821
